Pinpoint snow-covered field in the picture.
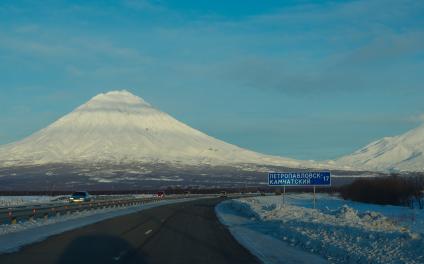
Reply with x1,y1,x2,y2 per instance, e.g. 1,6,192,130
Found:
0,196,67,208
216,194,424,264
0,197,200,254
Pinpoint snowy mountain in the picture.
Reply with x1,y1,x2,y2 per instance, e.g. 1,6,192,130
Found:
335,124,424,172
0,90,315,169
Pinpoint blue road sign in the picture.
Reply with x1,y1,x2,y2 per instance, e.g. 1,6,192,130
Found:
268,171,331,186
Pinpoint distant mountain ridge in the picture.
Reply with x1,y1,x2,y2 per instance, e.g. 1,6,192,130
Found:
1,90,423,173
335,124,424,172
0,90,315,169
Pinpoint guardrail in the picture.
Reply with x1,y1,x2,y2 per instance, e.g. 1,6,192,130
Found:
0,193,257,225
0,196,178,225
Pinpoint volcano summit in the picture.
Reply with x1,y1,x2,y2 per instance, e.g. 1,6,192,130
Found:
0,90,309,168
0,90,325,189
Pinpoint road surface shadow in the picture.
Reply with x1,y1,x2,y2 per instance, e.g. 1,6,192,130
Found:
58,234,145,264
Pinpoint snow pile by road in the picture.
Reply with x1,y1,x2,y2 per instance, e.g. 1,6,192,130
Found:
217,194,424,264
0,206,114,237
254,201,400,233
0,196,67,208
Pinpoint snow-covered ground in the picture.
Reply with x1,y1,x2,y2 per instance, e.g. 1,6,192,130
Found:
216,194,424,264
0,196,67,208
0,197,200,254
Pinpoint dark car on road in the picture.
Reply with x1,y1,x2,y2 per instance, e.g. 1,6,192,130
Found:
69,191,91,203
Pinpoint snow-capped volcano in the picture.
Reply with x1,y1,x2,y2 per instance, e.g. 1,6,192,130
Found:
336,124,424,172
0,90,311,168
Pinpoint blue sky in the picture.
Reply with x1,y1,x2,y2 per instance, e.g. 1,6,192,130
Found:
0,0,423,160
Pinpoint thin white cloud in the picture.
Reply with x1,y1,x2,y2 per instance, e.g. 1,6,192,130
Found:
408,114,424,123
1,0,423,96
123,0,166,12
14,24,40,34
0,33,150,62
0,36,73,56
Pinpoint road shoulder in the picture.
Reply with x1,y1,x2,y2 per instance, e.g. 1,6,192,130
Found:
215,199,328,264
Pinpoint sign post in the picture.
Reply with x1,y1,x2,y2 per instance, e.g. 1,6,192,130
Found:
268,171,331,208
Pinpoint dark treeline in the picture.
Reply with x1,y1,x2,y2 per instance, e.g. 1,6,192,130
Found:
339,175,424,208
0,186,334,196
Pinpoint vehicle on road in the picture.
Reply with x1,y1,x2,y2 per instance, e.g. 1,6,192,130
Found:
156,191,165,198
219,191,227,198
69,191,91,203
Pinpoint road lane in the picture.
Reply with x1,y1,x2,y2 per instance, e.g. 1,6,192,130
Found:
0,198,260,264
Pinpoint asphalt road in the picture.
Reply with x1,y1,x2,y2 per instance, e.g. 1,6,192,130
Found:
0,198,260,264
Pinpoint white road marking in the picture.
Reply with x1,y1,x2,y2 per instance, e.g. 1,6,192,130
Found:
145,229,152,235
113,250,127,261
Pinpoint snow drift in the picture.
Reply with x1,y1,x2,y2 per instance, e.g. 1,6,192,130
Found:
217,195,424,264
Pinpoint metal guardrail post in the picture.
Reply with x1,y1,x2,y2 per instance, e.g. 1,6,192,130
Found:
29,208,36,221
7,211,15,224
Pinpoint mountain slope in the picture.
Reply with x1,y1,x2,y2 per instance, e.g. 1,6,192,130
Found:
0,90,313,168
335,124,424,172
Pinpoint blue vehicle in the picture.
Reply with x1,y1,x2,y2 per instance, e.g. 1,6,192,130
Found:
69,191,91,203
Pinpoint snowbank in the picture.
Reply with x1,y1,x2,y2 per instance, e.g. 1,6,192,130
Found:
216,194,424,264
0,196,66,208
216,200,327,264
